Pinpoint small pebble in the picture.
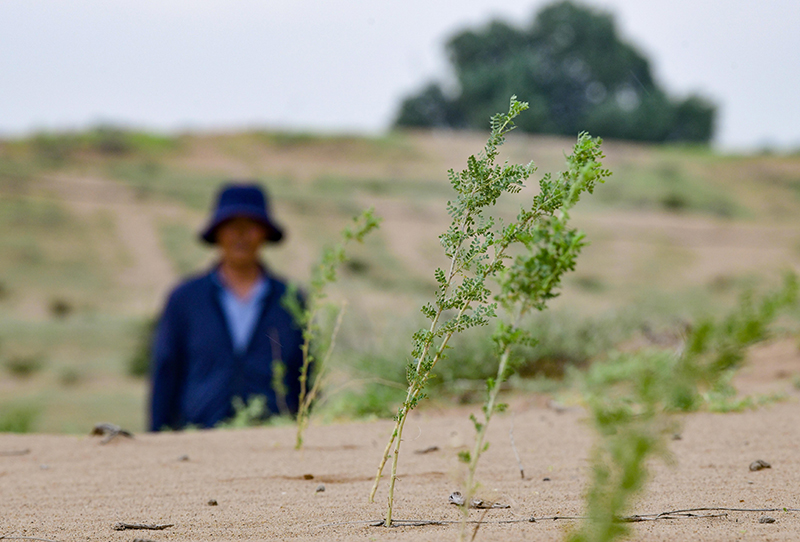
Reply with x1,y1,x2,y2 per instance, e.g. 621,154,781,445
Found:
542,477,551,482
303,473,314,480
178,454,189,462
759,516,776,524
315,484,325,493
749,459,771,471
207,499,218,506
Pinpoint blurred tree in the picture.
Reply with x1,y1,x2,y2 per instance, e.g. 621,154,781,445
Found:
395,1,716,143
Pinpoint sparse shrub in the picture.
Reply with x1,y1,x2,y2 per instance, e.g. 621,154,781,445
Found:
217,396,269,429
344,257,370,275
28,126,178,164
90,125,131,155
517,311,636,377
48,297,74,319
568,273,798,542
0,404,38,433
127,318,157,378
319,347,409,420
433,309,637,387
59,367,82,387
661,191,688,212
86,125,178,156
4,355,45,378
324,382,407,420
430,329,499,388
31,133,81,164
284,208,381,449
573,275,606,293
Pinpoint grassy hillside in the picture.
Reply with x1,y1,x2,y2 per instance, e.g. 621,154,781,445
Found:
1,127,800,432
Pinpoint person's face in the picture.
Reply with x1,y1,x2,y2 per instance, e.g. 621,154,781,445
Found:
215,217,268,266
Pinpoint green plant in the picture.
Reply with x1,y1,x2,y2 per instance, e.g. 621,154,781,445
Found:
428,309,638,391
284,208,381,449
4,354,46,378
48,297,74,319
127,318,157,378
456,140,602,538
368,96,608,526
569,274,798,542
0,403,39,433
217,395,269,429
396,2,716,142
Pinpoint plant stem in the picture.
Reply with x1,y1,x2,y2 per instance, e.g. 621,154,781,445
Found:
304,304,345,405
384,402,411,526
370,227,524,514
459,310,523,541
459,348,511,538
369,243,463,504
294,305,317,449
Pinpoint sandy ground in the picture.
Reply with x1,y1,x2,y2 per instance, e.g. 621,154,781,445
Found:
2,341,800,542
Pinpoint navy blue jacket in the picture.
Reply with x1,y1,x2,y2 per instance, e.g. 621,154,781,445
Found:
149,267,304,431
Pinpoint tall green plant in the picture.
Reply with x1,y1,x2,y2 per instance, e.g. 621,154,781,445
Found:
285,208,381,449
569,273,798,542
368,96,609,527
457,172,596,539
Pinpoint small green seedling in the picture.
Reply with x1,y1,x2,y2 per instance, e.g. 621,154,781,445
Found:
285,208,381,449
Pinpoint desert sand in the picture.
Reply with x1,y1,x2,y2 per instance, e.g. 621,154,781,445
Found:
2,340,800,542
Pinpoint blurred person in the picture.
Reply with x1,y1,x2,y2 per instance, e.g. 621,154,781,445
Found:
149,182,303,431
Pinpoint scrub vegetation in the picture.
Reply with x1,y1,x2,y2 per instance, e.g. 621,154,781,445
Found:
367,97,609,526
284,208,381,449
3,97,800,542
1,107,799,441
568,274,797,542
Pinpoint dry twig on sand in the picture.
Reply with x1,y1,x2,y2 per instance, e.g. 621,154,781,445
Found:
315,506,800,530
111,523,173,531
0,449,30,456
91,423,133,444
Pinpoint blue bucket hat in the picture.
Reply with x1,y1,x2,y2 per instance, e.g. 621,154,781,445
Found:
200,183,284,244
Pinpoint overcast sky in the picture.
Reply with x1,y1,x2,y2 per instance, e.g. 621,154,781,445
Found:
1,1,798,151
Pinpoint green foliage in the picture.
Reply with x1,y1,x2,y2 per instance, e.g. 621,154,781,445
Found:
569,274,798,542
0,403,39,433
4,354,46,378
127,318,157,378
395,1,716,143
323,381,407,420
288,208,382,449
370,96,609,527
456,118,606,535
28,126,178,165
429,309,638,388
216,396,269,429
